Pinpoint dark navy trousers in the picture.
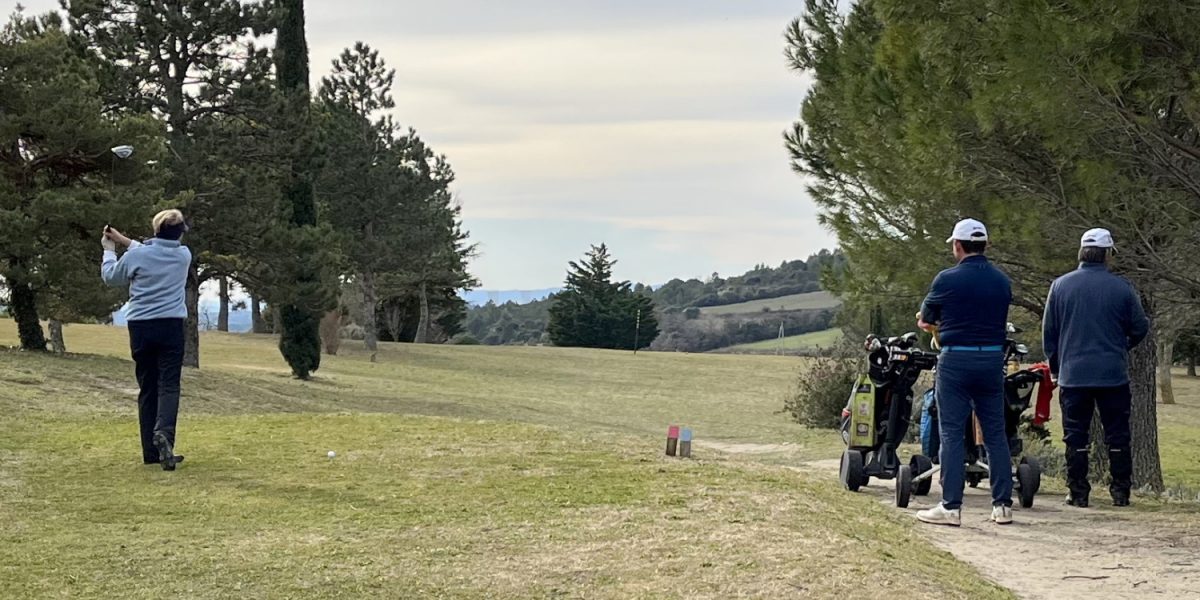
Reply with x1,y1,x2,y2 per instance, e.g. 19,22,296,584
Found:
129,318,184,461
936,350,1013,509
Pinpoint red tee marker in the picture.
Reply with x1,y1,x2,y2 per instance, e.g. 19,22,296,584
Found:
665,425,679,456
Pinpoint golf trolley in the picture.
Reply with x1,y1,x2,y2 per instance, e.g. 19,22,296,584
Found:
838,332,938,492
895,324,1044,509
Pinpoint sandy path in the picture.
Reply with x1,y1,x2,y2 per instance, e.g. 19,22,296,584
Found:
805,458,1200,599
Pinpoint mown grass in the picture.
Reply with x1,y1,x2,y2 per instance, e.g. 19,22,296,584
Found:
724,328,843,353
0,321,1014,599
698,291,840,316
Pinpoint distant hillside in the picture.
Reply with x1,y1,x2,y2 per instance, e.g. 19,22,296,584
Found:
653,250,845,310
465,250,844,351
718,328,844,354
699,291,840,316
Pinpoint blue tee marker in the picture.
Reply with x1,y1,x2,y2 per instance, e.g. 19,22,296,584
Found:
679,427,693,458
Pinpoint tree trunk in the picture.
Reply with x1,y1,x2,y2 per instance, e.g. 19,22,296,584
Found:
386,302,402,342
48,319,65,354
1157,340,1175,405
183,265,200,368
8,276,46,351
251,293,266,333
414,281,430,344
1189,353,1197,377
319,310,341,355
217,276,230,332
1129,328,1163,492
360,270,378,355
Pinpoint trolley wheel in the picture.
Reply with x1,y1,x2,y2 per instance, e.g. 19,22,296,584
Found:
1018,462,1041,509
840,449,866,492
911,454,935,496
1020,456,1042,496
895,465,913,508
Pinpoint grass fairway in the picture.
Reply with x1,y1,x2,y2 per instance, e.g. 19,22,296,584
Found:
725,328,843,353
698,291,840,315
0,322,1018,598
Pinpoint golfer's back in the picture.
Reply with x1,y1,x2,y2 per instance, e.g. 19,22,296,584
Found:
1044,264,1146,387
102,239,191,321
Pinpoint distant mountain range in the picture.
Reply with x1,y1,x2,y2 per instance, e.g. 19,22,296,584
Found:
459,288,560,307
112,299,254,333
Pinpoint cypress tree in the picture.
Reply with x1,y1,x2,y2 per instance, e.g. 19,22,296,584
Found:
272,0,335,378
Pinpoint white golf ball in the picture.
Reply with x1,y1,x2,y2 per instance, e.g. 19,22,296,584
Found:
327,451,336,458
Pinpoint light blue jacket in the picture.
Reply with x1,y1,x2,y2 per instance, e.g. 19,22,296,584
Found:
101,238,191,321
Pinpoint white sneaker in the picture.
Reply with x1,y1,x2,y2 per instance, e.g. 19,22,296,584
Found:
917,504,961,527
991,505,1013,525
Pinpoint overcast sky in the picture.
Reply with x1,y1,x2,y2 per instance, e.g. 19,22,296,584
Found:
12,0,835,289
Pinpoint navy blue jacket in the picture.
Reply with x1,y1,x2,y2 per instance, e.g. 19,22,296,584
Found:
920,255,1012,348
1042,263,1149,388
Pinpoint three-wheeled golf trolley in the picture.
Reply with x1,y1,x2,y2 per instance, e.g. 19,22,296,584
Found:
895,324,1045,509
838,332,938,492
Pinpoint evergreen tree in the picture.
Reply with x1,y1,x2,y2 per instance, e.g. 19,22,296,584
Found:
65,0,273,367
270,0,338,378
785,0,1200,490
548,244,659,350
316,42,398,355
0,11,163,351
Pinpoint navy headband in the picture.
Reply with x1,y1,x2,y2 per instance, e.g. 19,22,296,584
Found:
156,220,188,241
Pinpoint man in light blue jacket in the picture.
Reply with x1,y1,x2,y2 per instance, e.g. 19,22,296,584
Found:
101,209,191,471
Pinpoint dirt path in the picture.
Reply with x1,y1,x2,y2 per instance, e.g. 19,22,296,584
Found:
805,459,1200,599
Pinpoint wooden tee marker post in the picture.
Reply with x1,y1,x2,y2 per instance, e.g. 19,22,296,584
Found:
665,425,679,456
679,427,692,458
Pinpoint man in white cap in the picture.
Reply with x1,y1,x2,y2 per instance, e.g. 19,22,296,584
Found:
915,218,1015,526
1042,228,1149,507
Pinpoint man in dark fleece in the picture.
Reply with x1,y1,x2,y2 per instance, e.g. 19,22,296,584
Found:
1043,228,1149,507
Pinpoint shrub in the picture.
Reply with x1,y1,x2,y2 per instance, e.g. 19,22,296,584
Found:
785,344,861,429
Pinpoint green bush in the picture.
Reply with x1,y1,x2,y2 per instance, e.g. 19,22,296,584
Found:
451,334,481,345
785,347,860,429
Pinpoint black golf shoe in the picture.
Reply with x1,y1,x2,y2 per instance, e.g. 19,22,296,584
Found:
1065,494,1089,508
152,432,183,471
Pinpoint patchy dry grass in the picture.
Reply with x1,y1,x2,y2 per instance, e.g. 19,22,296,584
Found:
0,321,1020,598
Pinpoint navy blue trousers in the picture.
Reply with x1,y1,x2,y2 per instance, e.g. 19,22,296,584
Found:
129,318,184,461
936,351,1012,509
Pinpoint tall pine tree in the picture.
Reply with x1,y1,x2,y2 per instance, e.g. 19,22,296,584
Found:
0,11,164,351
65,0,273,367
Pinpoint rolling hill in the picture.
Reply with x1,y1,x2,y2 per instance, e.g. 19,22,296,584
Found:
698,291,841,315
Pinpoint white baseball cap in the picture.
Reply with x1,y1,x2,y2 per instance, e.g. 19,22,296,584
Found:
946,218,989,243
1081,228,1115,249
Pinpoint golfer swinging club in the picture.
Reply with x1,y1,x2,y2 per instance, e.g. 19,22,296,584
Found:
101,209,191,471
916,218,1014,526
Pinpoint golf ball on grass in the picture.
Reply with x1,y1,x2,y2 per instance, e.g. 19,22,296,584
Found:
327,451,336,458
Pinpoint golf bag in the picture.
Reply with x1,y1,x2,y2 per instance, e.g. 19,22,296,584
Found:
839,333,938,491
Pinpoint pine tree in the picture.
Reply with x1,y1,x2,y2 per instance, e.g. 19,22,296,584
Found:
0,11,164,351
785,0,1200,490
65,0,273,367
316,42,398,355
548,244,659,350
